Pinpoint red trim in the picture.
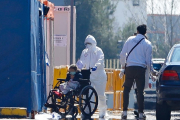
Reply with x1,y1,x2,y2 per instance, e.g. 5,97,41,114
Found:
147,31,165,34
53,91,62,97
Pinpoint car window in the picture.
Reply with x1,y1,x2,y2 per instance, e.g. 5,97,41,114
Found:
153,64,162,71
170,47,180,62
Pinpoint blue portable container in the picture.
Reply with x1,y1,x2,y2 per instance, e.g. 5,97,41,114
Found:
0,0,46,112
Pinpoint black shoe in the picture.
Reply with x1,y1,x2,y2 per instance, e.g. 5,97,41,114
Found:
134,111,139,117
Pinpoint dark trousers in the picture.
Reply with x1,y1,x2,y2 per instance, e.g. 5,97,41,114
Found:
123,66,146,113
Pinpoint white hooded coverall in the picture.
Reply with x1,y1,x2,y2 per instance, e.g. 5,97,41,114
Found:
79,35,107,114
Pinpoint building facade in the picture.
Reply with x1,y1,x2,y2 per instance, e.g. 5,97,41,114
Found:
147,14,180,45
112,0,147,29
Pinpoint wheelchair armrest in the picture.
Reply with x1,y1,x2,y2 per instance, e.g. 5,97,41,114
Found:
50,89,58,91
53,86,59,89
69,89,74,91
78,79,91,85
78,78,89,81
57,78,66,82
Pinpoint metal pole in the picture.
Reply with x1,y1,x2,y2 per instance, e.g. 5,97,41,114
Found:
45,17,47,51
70,0,74,64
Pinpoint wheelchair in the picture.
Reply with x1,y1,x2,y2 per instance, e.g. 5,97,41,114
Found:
44,69,98,118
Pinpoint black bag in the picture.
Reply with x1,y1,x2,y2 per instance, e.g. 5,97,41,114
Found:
124,38,144,74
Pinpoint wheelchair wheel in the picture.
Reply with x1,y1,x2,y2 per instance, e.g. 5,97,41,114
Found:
79,85,98,116
51,93,58,113
51,94,56,105
65,96,74,115
59,92,76,118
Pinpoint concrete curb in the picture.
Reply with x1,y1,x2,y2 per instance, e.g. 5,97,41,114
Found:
0,107,27,118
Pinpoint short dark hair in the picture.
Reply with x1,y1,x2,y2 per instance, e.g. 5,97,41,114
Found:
137,24,147,35
69,64,78,71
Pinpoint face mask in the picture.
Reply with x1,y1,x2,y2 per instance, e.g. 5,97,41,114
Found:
86,44,92,49
70,72,76,75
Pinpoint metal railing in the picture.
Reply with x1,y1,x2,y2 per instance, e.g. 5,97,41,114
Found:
105,59,121,69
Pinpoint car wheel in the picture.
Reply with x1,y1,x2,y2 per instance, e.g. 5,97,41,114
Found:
156,101,171,120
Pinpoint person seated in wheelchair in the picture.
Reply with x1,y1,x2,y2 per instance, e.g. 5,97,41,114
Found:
59,64,82,94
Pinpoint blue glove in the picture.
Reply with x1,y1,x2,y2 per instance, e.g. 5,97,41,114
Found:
92,66,97,71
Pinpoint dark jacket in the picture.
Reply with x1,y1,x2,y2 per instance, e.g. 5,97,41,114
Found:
66,71,82,82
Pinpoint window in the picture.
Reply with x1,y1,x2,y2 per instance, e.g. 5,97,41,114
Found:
170,47,180,62
133,0,140,6
153,64,163,71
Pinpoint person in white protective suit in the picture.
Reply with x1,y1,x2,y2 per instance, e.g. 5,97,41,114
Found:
76,35,107,118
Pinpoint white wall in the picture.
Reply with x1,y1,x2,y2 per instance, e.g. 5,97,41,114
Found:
46,19,54,96
46,19,50,96
112,0,147,29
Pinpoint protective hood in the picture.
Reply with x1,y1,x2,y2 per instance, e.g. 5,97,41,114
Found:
84,35,97,46
84,35,97,52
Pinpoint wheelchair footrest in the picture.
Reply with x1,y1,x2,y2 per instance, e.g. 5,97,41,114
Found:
44,103,66,108
44,103,56,108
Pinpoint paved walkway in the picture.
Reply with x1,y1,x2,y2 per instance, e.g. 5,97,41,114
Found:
1,110,180,119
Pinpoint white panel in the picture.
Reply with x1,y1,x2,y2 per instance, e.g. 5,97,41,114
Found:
73,6,76,63
53,6,76,66
54,7,70,66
